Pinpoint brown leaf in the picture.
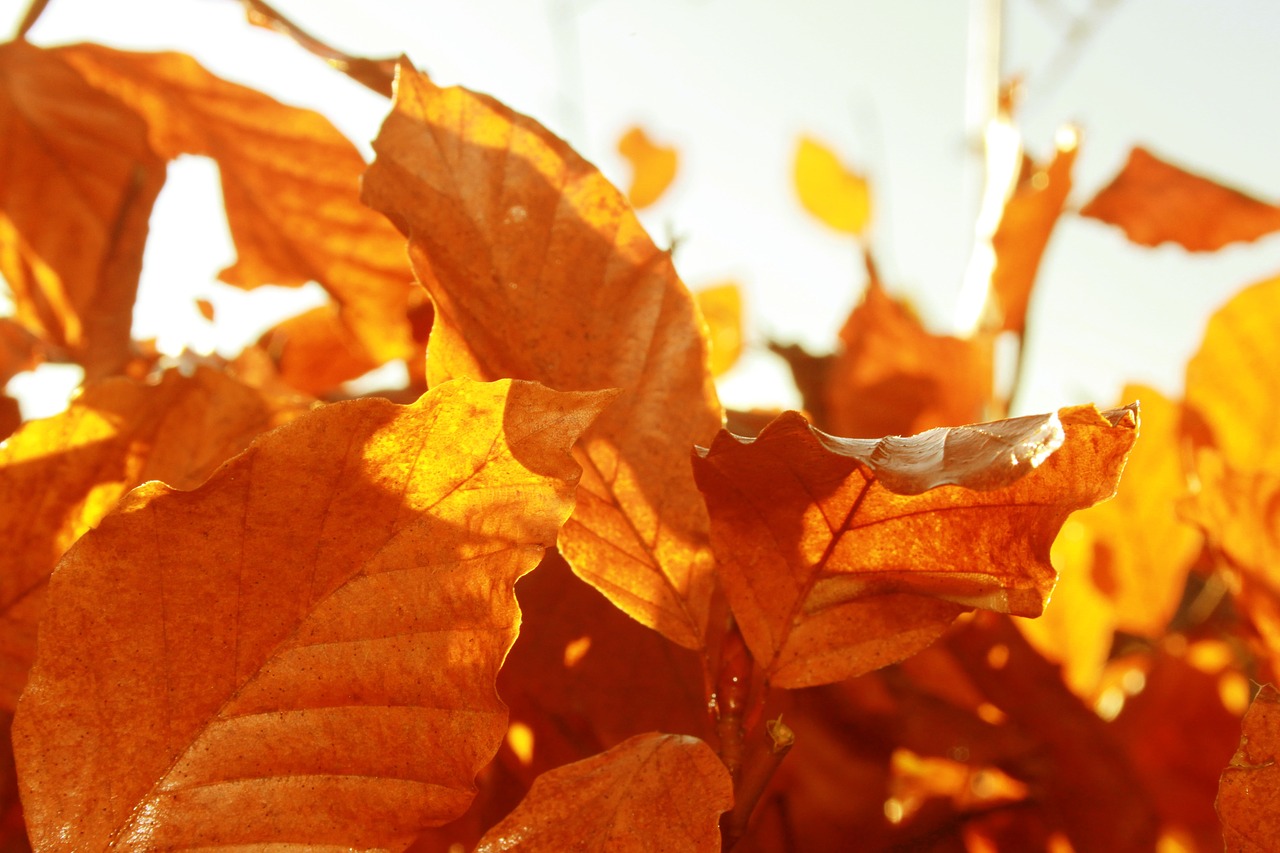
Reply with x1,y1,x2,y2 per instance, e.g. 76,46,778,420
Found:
794,136,871,236
692,404,1138,688
617,125,678,209
363,62,724,651
990,132,1077,335
53,43,417,364
826,274,993,439
1080,146,1280,251
474,733,732,853
0,41,166,378
257,303,383,396
1218,683,1280,852
0,367,307,709
0,320,41,387
12,378,610,850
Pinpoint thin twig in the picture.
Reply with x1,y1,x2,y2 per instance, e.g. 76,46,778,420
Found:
722,716,795,850
13,0,52,40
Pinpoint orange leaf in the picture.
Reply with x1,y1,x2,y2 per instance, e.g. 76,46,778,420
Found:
826,274,993,438
363,63,723,650
194,298,215,322
794,135,872,236
0,41,166,377
1218,684,1280,852
53,43,417,364
692,404,1138,688
473,733,732,853
257,303,383,397
1080,146,1280,251
695,282,744,377
0,319,41,386
617,125,678,209
0,367,305,709
12,378,610,850
990,132,1077,335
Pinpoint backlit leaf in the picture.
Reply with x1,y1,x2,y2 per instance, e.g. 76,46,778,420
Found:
257,303,382,397
53,43,416,364
692,404,1137,688
617,126,678,209
474,733,732,853
1080,146,1280,251
794,136,871,236
1218,684,1280,852
0,41,166,378
363,62,723,651
12,378,609,850
695,282,743,377
0,367,306,709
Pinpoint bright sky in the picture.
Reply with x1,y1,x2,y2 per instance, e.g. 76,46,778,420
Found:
5,0,1280,420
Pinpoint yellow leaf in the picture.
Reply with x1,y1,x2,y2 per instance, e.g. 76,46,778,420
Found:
794,135,872,236
695,283,743,376
617,126,678,209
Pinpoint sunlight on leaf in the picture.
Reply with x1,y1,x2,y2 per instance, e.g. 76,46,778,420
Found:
617,126,678,209
695,282,743,377
1218,684,1280,852
794,136,871,236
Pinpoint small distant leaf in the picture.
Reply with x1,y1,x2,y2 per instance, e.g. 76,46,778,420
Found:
617,126,678,209
474,733,732,853
695,282,743,376
364,62,723,651
1080,146,1280,251
194,298,215,322
1218,684,1280,852
794,135,871,236
258,303,382,397
692,404,1137,688
13,379,610,850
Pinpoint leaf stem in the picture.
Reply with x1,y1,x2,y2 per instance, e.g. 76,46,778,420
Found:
12,0,51,40
722,715,795,850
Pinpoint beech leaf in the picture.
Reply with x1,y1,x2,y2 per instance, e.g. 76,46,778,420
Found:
363,62,723,651
474,733,732,853
1218,683,1280,852
692,404,1138,688
1080,146,1280,251
12,378,610,850
52,43,416,364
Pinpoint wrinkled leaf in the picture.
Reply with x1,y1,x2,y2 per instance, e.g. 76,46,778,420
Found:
695,282,743,377
1081,146,1280,251
794,136,871,236
1218,684,1280,852
0,367,306,709
474,733,732,853
363,62,723,651
0,40,166,377
13,378,608,850
617,126,678,209
53,43,416,364
692,404,1137,688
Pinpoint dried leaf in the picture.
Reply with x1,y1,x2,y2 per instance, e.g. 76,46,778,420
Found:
1080,146,1280,251
1218,684,1280,852
826,274,993,439
695,282,743,376
257,303,382,396
0,368,307,709
692,404,1138,688
0,40,166,377
13,378,610,850
617,126,678,209
794,136,871,236
363,62,723,650
53,43,416,364
0,320,41,386
990,131,1077,335
474,733,732,853
194,298,215,322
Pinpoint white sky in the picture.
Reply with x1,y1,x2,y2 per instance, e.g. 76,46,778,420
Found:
5,0,1280,419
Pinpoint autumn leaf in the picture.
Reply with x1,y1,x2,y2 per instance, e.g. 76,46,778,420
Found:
1218,683,1280,852
474,733,732,853
256,303,383,396
0,40,166,378
52,43,417,365
363,62,723,651
692,404,1137,688
0,367,306,710
695,282,744,377
1080,146,1280,251
825,269,993,439
617,126,678,209
794,136,872,236
12,378,610,850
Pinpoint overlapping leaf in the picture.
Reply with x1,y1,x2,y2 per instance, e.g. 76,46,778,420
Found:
0,40,166,378
13,378,609,850
692,404,1137,688
617,126,678,209
52,43,416,364
0,367,306,709
1081,146,1280,251
1218,684,1280,851
363,62,723,650
474,733,732,853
